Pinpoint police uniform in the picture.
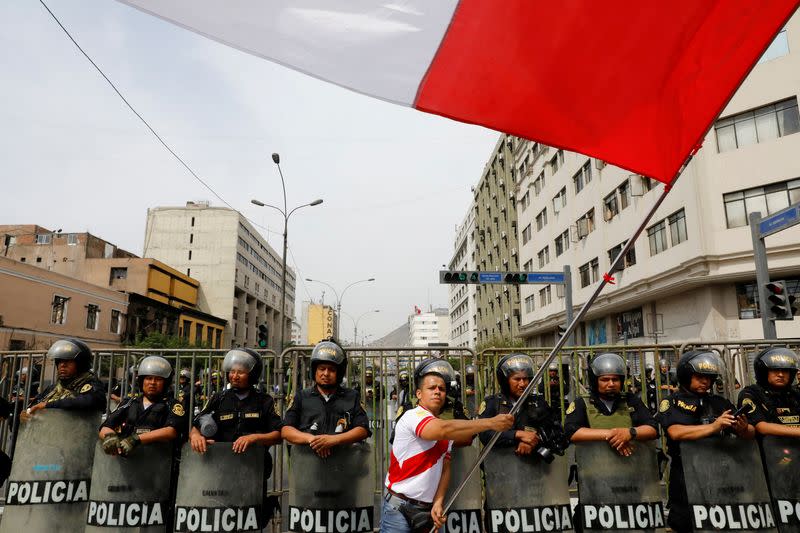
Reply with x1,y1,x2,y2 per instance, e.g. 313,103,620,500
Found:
477,393,565,448
656,389,734,531
194,388,283,441
284,386,370,436
33,372,105,411
738,383,800,428
102,394,187,439
564,392,656,440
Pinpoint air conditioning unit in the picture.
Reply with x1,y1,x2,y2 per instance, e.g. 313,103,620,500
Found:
502,258,508,265
504,313,510,321
511,248,517,256
491,191,497,199
501,231,507,239
495,291,500,299
577,219,589,239
595,159,607,170
498,180,504,188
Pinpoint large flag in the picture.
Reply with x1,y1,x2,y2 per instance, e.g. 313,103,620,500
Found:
119,1,798,183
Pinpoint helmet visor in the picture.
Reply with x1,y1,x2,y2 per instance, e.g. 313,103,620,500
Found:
501,355,534,378
222,350,257,373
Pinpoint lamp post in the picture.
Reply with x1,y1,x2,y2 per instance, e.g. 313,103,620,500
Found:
342,309,380,347
305,277,375,340
251,153,322,352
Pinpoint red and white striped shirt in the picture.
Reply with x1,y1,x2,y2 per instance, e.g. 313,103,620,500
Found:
385,406,453,503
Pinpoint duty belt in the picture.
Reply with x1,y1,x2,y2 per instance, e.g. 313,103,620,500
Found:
384,487,432,509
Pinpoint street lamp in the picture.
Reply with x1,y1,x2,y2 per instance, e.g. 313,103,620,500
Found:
305,277,375,339
341,309,380,347
251,152,323,351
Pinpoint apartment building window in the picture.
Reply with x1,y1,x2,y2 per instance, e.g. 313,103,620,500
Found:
67,233,78,245
188,250,192,260
524,295,536,314
244,275,250,288
573,161,592,194
618,180,631,210
196,324,204,344
668,209,688,245
51,295,69,324
110,267,127,283
590,258,599,283
189,233,194,244
537,246,550,268
522,224,532,245
550,150,565,174
648,220,668,255
36,233,51,245
579,258,599,287
182,320,192,340
715,97,800,153
191,217,195,227
523,259,533,271
520,191,531,212
552,187,567,213
110,309,121,334
608,241,637,270
576,209,595,239
758,29,789,63
554,229,570,257
535,208,548,231
603,191,619,221
539,285,552,306
724,178,800,228
86,304,99,330
533,173,546,195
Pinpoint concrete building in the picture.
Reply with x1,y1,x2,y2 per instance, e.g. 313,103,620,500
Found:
143,202,296,350
300,301,336,345
291,319,302,345
448,208,478,348
0,256,128,350
408,308,450,347
513,18,800,346
472,135,521,346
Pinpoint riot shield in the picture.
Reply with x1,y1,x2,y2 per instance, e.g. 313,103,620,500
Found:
1,409,100,533
760,436,800,532
485,447,573,533
85,441,174,532
174,445,267,532
681,437,777,532
442,443,483,533
287,442,374,533
575,441,665,532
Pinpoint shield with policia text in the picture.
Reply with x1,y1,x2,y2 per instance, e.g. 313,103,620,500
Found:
85,441,174,532
173,445,267,532
758,436,800,532
0,410,100,533
681,437,777,532
575,441,665,532
485,447,573,533
287,442,374,533
442,443,483,533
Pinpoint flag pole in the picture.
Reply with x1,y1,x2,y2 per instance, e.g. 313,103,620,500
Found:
433,152,696,529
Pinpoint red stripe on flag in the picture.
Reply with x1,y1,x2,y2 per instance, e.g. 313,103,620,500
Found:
387,440,450,488
415,0,800,183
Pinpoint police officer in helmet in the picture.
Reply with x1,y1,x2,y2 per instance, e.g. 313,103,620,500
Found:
392,368,411,406
738,347,800,438
99,356,187,456
656,350,754,532
282,339,370,458
23,338,105,420
565,353,658,456
538,360,570,414
479,353,567,458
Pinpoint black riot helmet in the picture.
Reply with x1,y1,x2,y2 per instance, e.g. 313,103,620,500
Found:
588,353,626,392
47,338,92,373
222,348,263,387
310,340,347,384
496,353,534,395
465,364,477,385
414,358,456,391
137,356,173,387
676,350,723,389
753,347,799,387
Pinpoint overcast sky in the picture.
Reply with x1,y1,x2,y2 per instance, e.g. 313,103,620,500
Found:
1,1,499,342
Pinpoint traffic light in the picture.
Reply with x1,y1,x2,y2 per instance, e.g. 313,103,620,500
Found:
440,271,469,283
503,272,528,284
257,324,269,348
765,281,797,320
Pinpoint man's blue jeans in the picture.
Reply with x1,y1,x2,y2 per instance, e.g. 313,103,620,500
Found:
380,497,411,533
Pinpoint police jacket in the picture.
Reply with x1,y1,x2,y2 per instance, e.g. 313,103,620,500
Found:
194,387,282,442
284,385,370,437
738,384,800,428
33,372,105,411
477,392,564,448
102,394,187,439
564,392,656,441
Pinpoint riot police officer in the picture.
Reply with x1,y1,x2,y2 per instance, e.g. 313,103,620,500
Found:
282,340,370,458
644,363,658,413
538,360,570,414
99,356,187,457
189,348,282,453
23,338,105,419
659,358,677,394
479,353,567,458
565,353,658,456
738,347,800,437
392,368,411,407
656,350,754,531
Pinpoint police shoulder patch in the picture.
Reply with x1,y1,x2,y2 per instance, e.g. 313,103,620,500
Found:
80,384,92,393
659,399,670,413
395,405,405,418
742,397,756,413
477,401,486,416
566,402,576,415
172,403,185,417
286,394,294,410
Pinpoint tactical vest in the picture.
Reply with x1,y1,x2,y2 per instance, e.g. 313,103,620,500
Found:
296,387,361,435
41,372,96,403
215,389,273,441
585,397,633,429
118,397,172,437
747,385,800,427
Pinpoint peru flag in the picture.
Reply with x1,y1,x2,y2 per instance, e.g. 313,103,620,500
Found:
120,1,798,183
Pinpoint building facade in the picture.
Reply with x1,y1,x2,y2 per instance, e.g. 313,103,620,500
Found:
408,308,451,347
448,208,477,348
143,202,295,350
513,18,800,346
301,302,336,345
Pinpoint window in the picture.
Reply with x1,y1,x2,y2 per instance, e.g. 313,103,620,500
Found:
724,178,800,228
578,258,599,288
579,262,591,287
590,257,599,284
573,161,592,194
522,224,532,245
86,304,99,330
533,173,546,195
648,220,668,255
524,295,535,314
555,229,570,256
110,267,127,282
734,280,800,319
668,209,688,245
182,320,191,340
535,208,548,231
576,209,595,238
36,233,51,245
537,246,550,268
189,233,194,244
196,324,204,344
188,250,192,260
520,191,531,212
523,259,533,271
110,309,121,334
550,150,565,174
67,233,78,245
603,191,619,220
191,217,195,227
552,187,567,213
608,241,637,270
539,285,552,306
758,30,789,64
715,97,800,152
51,295,69,324
618,180,631,210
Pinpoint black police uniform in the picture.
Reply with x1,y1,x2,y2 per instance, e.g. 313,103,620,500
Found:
33,372,106,411
656,389,735,532
194,388,283,442
738,383,800,428
0,398,12,484
564,392,656,440
477,392,566,449
102,394,187,439
284,386,370,436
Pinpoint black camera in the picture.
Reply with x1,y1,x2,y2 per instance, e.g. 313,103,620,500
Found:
534,425,569,464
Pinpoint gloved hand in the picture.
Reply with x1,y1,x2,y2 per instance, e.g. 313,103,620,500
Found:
117,434,141,457
101,433,120,455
